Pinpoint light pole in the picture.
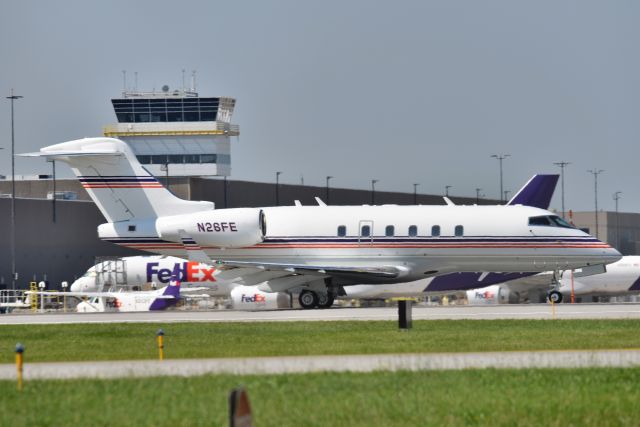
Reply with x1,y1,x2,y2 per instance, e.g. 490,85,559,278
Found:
48,159,56,222
491,154,510,202
371,179,378,205
413,183,419,205
38,281,45,313
504,190,510,202
7,89,23,290
587,169,604,239
326,176,333,204
475,188,482,204
445,185,451,197
275,171,282,206
613,191,622,249
61,281,68,313
553,161,570,219
223,176,228,208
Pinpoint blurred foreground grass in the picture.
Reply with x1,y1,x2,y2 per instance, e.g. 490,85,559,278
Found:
0,319,639,362
1,368,640,426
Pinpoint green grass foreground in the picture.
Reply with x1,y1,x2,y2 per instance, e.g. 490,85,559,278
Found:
2,368,640,426
1,319,639,363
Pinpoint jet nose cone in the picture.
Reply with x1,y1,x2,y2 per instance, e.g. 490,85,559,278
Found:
601,246,623,264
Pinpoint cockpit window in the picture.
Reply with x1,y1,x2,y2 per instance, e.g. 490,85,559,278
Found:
549,216,576,229
528,215,575,229
528,216,551,226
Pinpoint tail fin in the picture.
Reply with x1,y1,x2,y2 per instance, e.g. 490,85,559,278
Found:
149,279,181,310
507,174,559,209
21,137,213,222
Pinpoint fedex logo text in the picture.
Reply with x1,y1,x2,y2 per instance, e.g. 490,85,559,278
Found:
146,262,216,284
474,291,496,299
241,294,266,304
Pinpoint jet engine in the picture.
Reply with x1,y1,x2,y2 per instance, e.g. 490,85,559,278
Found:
230,286,291,310
466,285,511,305
156,208,266,248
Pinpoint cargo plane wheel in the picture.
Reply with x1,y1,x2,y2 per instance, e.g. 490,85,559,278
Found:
299,290,319,309
317,293,335,309
547,290,563,304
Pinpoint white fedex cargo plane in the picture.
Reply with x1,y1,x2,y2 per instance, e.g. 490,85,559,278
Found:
71,255,291,310
28,281,183,312
555,256,640,301
23,137,621,309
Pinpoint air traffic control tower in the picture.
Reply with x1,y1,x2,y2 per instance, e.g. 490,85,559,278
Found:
103,86,239,177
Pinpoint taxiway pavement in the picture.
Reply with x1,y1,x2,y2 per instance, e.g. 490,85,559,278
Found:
1,349,640,380
2,303,640,325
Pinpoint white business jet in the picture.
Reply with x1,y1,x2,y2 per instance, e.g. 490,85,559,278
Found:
23,138,621,309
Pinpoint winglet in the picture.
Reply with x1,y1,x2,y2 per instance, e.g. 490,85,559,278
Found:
507,174,559,209
315,197,327,206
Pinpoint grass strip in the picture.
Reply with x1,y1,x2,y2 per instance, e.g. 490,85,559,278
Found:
0,319,639,363
1,368,640,426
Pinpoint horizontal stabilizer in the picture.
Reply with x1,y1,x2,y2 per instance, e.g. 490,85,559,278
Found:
20,137,214,222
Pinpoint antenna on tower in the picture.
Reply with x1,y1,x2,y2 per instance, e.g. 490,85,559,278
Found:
182,69,186,92
191,70,197,92
122,70,127,94
134,71,138,92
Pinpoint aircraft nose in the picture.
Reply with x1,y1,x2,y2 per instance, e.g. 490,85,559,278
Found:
70,277,91,292
601,245,623,264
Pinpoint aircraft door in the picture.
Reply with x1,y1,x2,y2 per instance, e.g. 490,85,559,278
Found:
358,220,374,245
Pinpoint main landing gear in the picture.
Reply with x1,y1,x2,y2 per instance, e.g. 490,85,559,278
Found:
298,290,335,309
547,290,563,304
546,269,564,303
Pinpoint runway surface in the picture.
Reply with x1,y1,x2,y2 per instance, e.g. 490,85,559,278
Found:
2,303,640,325
1,349,640,380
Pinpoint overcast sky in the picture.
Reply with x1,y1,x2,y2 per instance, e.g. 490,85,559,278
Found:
1,1,638,212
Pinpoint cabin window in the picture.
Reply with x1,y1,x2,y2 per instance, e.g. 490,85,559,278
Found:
128,225,136,232
431,225,441,237
455,225,464,236
385,225,395,237
337,225,346,237
361,225,371,237
408,225,418,237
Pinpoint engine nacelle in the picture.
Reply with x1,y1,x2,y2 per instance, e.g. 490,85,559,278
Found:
230,286,291,310
156,208,265,248
466,285,510,305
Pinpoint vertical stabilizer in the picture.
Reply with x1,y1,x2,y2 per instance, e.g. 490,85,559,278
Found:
507,174,559,209
149,280,181,310
21,137,213,222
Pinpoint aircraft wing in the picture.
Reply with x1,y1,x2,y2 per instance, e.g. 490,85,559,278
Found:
215,260,408,282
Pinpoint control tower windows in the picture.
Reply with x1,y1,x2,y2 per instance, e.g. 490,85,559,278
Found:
136,154,221,165
112,97,220,123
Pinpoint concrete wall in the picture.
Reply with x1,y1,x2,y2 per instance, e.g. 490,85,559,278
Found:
0,198,141,289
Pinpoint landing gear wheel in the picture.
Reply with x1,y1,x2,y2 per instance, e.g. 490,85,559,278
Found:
299,290,319,309
547,290,563,304
317,293,335,309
